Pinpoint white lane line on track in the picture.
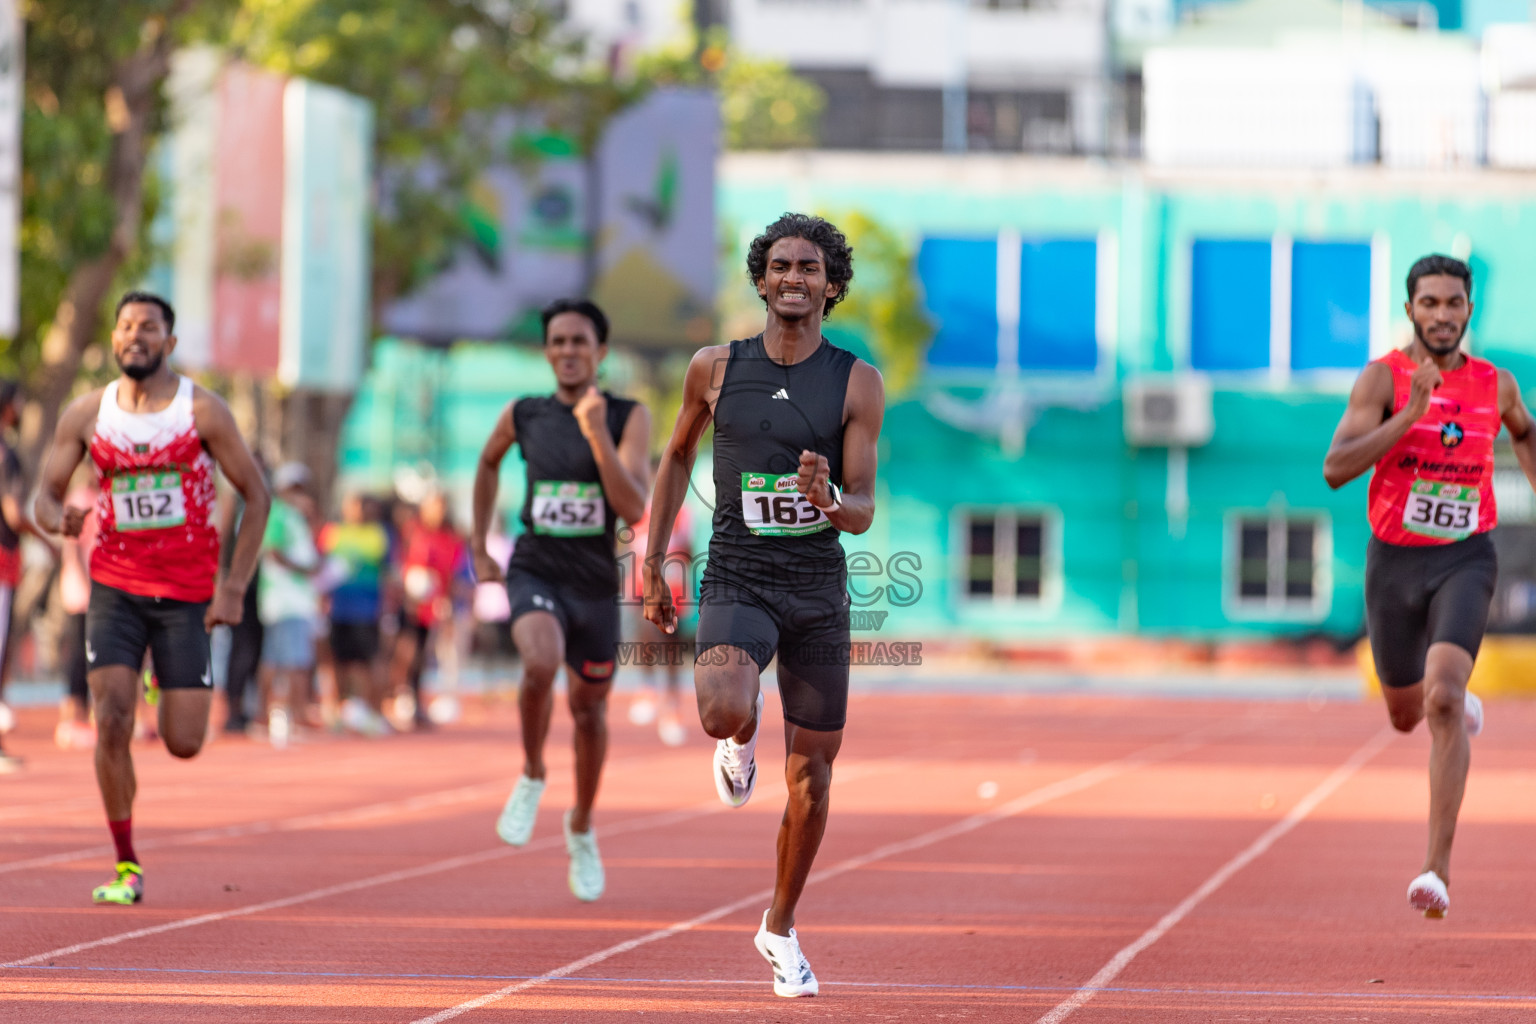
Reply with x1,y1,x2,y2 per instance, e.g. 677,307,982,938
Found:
407,721,1240,1024
0,801,722,969
1034,725,1396,1024
0,781,510,875
0,743,714,874
0,756,906,968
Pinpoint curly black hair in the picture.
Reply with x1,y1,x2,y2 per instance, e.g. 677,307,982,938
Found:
746,213,853,317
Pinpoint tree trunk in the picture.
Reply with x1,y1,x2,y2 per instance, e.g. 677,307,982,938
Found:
18,17,182,470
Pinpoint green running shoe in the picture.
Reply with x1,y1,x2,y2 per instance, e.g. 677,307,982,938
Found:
92,861,143,905
563,810,604,902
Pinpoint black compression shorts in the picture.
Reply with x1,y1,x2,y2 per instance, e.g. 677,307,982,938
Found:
1365,533,1497,689
697,577,850,732
506,570,618,683
86,582,213,690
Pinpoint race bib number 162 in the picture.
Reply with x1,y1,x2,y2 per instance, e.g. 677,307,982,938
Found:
741,472,829,537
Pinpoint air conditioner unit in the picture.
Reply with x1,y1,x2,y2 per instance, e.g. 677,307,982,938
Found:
1124,375,1214,447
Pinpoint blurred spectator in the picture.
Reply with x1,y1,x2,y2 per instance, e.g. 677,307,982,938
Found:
259,463,321,748
389,491,467,730
318,492,391,735
472,515,516,662
0,380,30,771
625,501,695,746
55,475,99,750
218,454,267,734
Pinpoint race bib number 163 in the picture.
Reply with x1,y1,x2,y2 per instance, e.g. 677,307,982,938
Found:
741,472,829,537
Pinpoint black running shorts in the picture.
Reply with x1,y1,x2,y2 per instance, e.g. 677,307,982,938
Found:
86,582,212,690
1365,532,1497,689
506,570,618,683
697,577,850,732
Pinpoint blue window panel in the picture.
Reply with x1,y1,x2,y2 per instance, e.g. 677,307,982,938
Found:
1291,241,1371,371
918,238,999,369
1018,239,1098,371
1190,239,1271,372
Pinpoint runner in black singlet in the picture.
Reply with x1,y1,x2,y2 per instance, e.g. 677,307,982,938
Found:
471,298,650,903
644,214,885,997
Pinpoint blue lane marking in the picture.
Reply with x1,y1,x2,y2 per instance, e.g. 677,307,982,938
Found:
2,964,1533,1003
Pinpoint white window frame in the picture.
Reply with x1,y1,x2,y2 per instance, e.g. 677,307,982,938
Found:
952,505,1062,612
1223,509,1333,622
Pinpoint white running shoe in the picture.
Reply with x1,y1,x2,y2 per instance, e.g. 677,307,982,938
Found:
629,690,658,726
0,701,14,733
563,810,605,902
754,910,818,997
658,713,687,747
269,708,290,750
495,775,546,846
713,692,763,808
1407,870,1450,918
1464,690,1484,738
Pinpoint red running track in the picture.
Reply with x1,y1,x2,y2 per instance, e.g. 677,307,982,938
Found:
2,689,1534,1022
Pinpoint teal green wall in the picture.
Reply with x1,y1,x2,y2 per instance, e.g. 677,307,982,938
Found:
340,163,1536,643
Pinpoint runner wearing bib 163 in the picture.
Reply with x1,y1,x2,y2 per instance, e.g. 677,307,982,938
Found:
1325,254,1536,921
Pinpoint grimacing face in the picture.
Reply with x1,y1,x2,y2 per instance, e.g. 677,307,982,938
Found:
112,303,175,381
544,312,605,389
756,236,839,322
1406,274,1472,356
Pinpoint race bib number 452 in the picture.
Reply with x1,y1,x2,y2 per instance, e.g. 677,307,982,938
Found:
741,472,830,537
531,481,605,537
111,472,187,532
1403,480,1479,541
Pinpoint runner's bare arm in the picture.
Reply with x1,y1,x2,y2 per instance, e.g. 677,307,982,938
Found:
193,388,270,599
644,345,723,630
584,398,650,525
471,401,517,583
1324,362,1423,489
823,360,884,536
1497,369,1536,494
33,391,103,538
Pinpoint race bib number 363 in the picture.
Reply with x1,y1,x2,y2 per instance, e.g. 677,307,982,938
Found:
1403,480,1479,541
531,481,605,537
111,472,187,532
741,472,829,537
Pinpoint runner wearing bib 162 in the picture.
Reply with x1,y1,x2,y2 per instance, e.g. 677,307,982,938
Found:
1325,254,1536,920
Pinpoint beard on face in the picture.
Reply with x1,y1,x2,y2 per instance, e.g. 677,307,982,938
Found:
116,350,163,381
1413,318,1467,356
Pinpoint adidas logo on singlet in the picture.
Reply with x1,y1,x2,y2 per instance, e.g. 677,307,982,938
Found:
771,388,789,400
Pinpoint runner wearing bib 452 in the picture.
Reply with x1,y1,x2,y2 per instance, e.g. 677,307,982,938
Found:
471,298,651,904
1325,254,1536,921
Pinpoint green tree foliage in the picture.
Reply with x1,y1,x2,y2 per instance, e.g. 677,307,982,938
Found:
228,0,608,313
633,28,824,150
828,211,932,396
16,0,238,457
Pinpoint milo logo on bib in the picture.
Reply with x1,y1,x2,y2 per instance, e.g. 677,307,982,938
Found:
741,472,829,537
1403,479,1479,540
531,481,605,537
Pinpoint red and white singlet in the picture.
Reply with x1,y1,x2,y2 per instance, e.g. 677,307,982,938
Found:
1368,349,1500,546
89,376,221,601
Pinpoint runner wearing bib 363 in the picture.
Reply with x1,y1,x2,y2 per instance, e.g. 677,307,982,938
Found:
33,292,270,906
1324,254,1536,919
471,298,650,902
645,214,885,998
